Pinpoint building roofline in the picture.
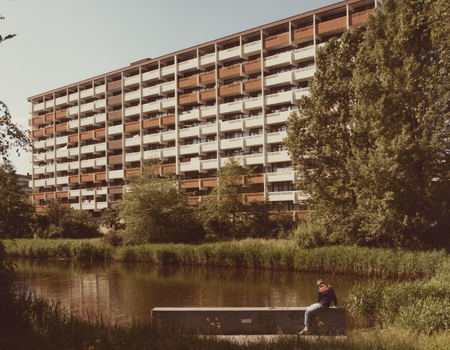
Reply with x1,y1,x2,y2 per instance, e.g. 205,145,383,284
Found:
28,0,365,101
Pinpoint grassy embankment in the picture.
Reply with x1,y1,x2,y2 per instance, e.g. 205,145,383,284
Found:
4,238,450,349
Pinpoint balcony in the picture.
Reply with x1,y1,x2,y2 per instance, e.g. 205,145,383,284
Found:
245,192,265,202
125,106,140,118
142,85,161,98
200,177,217,188
178,57,198,72
107,95,122,106
143,117,160,129
242,78,261,92
68,134,79,143
107,110,122,121
56,191,69,198
33,129,44,138
244,116,263,129
55,122,67,133
199,88,216,101
200,141,217,153
180,179,200,189
125,152,141,163
179,144,200,156
124,75,140,87
220,119,244,133
267,150,290,163
293,25,314,41
125,168,141,177
161,114,175,125
95,172,107,181
108,154,123,164
94,128,106,138
161,81,175,93
317,16,347,35
178,92,198,105
55,109,67,119
161,64,175,76
124,121,141,132
264,32,289,49
108,170,124,179
80,174,94,182
242,59,261,74
219,83,241,97
108,124,123,135
161,163,176,174
108,139,123,150
45,126,54,135
266,131,287,144
218,65,240,79
69,175,79,184
200,52,215,66
107,80,122,92
292,45,315,61
32,115,44,125
80,130,94,141
244,134,263,147
351,9,374,26
178,75,198,89
218,45,241,61
266,171,296,183
243,40,262,55
199,70,215,84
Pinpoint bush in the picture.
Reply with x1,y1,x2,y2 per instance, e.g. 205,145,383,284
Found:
291,221,327,248
102,231,124,247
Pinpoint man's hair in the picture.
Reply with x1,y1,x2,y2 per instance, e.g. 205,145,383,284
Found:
316,279,325,286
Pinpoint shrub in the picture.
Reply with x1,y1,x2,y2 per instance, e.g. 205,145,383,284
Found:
291,221,327,248
102,231,124,247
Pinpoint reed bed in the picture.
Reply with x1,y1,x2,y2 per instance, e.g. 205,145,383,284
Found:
4,238,448,279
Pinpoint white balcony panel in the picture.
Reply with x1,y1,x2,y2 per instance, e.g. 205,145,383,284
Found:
81,202,95,210
70,204,81,210
68,120,78,130
81,116,95,127
81,159,95,168
94,113,106,124
125,152,141,163
68,106,78,117
56,149,68,158
161,81,175,93
108,124,123,135
200,159,218,170
142,69,160,82
179,158,200,172
243,40,262,55
96,202,108,210
295,190,308,201
178,58,198,72
293,88,310,101
142,101,160,113
45,152,54,161
267,150,290,163
220,119,243,133
34,179,46,187
33,102,44,113
244,135,263,147
45,99,54,109
161,130,175,141
179,109,199,122
265,71,292,87
109,169,124,179
70,190,81,198
266,110,292,125
94,85,106,95
268,191,295,202
266,171,296,182
81,189,96,196
265,91,293,106
80,102,94,113
95,157,107,167
292,46,315,61
56,96,68,106
124,106,140,117
45,164,54,173
56,136,69,146
34,153,46,162
244,97,263,110
95,100,106,110
69,93,78,103
143,133,161,144
220,137,243,150
124,90,140,102
33,167,45,175
80,145,95,155
68,148,79,157
45,139,54,148
56,163,69,172
96,188,107,195
219,101,243,114
244,116,263,129
199,123,216,135
80,88,93,99
199,53,215,66
125,136,141,147
179,126,199,139
161,64,175,76
292,67,315,81
218,46,241,61
200,106,217,118
45,178,55,186
143,149,161,159
95,143,106,153
161,97,175,109
142,85,161,98
266,131,287,144
200,141,217,153
264,51,292,69
56,176,69,185
244,153,264,165
124,75,140,87
162,147,177,157
34,140,46,149
179,144,200,156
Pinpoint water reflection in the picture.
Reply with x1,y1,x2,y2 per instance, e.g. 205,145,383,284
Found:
12,259,368,325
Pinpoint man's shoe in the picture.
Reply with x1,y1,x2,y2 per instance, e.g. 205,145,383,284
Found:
299,329,310,335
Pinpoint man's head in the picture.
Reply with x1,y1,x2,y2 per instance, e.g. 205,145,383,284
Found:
316,279,326,287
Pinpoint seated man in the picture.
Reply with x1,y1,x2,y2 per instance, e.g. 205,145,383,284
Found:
299,279,338,335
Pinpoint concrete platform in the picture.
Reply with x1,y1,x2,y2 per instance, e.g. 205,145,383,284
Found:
151,307,346,335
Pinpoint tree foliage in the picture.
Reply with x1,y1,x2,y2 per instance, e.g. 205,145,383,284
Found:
118,161,203,244
285,0,450,248
33,199,100,239
0,162,34,239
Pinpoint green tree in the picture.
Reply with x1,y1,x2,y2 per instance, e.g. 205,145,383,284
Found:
33,199,100,239
118,161,203,243
0,162,34,238
286,0,450,248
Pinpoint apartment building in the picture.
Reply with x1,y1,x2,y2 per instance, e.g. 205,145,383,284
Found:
28,0,378,217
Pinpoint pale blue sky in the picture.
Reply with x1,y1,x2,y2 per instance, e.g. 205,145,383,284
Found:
0,0,337,174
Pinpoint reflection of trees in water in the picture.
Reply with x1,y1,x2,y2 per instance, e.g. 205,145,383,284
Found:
13,259,369,325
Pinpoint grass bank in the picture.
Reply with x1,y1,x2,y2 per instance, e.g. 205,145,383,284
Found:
2,292,450,350
4,238,448,279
